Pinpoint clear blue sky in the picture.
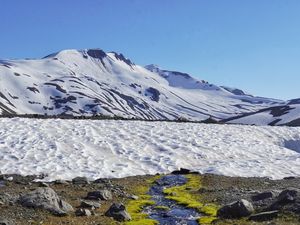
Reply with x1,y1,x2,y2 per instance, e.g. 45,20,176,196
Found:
1,0,299,100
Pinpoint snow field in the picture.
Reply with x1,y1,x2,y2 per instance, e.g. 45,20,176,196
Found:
0,118,299,181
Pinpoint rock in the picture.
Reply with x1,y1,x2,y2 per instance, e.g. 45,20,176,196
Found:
39,182,49,187
111,187,128,197
283,176,296,180
171,168,191,175
269,189,299,210
129,195,139,200
94,178,112,185
86,189,112,201
217,199,254,218
105,203,131,221
54,180,68,185
72,177,89,185
249,210,279,221
5,177,13,181
277,189,298,204
80,200,101,209
75,208,92,217
0,176,13,182
251,191,274,201
0,219,12,225
18,187,74,216
0,193,18,205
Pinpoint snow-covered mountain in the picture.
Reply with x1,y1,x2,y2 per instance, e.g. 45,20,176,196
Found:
0,48,291,122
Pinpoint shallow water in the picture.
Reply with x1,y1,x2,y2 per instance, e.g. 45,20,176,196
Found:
144,175,201,225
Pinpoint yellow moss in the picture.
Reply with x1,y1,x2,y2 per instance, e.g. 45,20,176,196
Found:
163,174,218,225
163,174,202,209
127,199,155,213
146,175,162,184
124,175,161,225
198,216,217,225
200,204,218,217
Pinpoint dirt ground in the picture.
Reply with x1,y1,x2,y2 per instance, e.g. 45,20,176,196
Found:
0,173,299,225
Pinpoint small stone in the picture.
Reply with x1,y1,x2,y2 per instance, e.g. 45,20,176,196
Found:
86,190,112,201
4,177,13,182
39,182,49,187
249,210,279,221
105,203,131,221
80,200,101,209
75,208,92,217
93,178,112,185
129,195,139,200
217,199,254,219
72,177,89,185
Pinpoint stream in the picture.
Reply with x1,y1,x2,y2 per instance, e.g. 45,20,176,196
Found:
144,174,202,225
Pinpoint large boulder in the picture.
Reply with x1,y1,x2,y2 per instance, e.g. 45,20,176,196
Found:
105,203,131,221
277,189,298,204
217,199,254,218
86,189,112,201
18,187,74,216
269,189,299,212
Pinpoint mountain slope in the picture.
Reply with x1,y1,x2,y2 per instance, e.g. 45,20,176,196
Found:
0,48,285,121
224,99,300,126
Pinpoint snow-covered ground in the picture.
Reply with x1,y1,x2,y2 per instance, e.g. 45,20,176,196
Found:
0,118,300,181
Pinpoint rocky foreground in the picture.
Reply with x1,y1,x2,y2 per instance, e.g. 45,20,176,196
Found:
0,171,300,225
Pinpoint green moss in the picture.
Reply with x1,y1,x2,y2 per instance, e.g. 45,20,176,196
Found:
163,174,218,225
124,175,161,225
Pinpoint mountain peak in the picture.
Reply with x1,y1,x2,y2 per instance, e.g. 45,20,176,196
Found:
84,48,107,59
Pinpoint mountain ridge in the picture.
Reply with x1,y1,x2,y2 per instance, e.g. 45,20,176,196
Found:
0,48,297,125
